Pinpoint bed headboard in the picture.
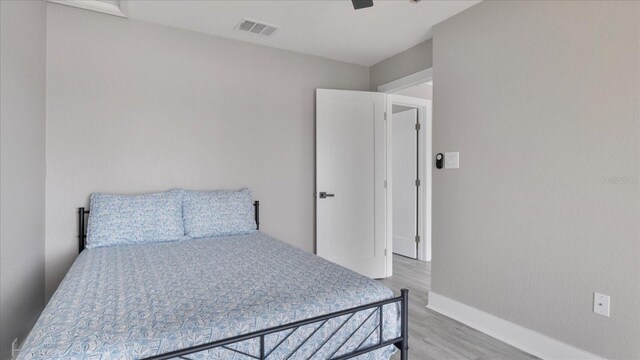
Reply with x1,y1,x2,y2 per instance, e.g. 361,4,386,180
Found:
78,200,260,253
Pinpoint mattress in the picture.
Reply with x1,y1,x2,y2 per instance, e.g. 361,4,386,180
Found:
18,232,400,359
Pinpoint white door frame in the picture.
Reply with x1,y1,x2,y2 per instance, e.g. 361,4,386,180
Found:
378,68,433,94
379,68,433,264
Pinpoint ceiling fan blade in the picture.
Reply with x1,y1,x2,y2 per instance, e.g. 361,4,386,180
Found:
352,0,374,10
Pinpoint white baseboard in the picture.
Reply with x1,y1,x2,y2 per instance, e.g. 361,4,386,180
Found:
427,292,605,360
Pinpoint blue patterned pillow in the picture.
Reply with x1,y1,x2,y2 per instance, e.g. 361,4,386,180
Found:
86,190,185,249
183,188,257,238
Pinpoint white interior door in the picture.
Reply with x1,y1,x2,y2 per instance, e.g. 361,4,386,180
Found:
386,94,432,263
316,89,388,279
392,108,418,258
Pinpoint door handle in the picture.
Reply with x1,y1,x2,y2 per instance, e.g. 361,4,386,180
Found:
319,192,335,199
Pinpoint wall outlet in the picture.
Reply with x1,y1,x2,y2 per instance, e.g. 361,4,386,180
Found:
593,292,610,317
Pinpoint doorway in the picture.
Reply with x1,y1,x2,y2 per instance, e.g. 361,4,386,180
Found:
314,80,431,279
383,77,433,268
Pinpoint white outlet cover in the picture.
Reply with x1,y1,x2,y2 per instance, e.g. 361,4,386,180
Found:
593,292,610,317
444,152,459,169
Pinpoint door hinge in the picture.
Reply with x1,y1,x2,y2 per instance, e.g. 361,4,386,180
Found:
384,112,388,121
415,122,421,131
415,235,421,244
384,248,388,256
415,179,421,187
384,180,387,188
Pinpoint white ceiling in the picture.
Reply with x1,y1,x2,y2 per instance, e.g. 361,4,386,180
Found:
122,0,479,66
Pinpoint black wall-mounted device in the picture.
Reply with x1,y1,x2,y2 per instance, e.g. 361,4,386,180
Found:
352,0,374,9
436,153,444,169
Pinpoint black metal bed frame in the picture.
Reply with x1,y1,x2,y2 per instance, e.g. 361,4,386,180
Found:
76,201,409,360
144,289,408,360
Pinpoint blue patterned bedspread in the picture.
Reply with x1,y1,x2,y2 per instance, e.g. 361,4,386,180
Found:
19,232,400,359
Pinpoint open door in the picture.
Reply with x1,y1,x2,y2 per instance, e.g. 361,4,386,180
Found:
316,89,388,279
392,108,419,259
387,94,432,263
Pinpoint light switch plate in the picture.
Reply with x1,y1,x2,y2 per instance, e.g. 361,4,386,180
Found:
444,152,459,169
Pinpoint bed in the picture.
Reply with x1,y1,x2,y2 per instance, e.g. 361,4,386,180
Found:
17,191,408,360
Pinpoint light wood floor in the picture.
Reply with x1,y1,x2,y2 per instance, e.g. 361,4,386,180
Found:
378,254,539,360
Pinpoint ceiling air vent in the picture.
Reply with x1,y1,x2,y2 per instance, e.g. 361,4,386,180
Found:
235,18,280,37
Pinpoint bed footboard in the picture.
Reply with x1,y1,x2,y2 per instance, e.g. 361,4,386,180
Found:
143,288,409,360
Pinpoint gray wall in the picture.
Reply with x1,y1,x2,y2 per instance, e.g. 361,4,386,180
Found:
45,4,369,299
431,1,639,359
369,39,432,91
0,1,47,358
